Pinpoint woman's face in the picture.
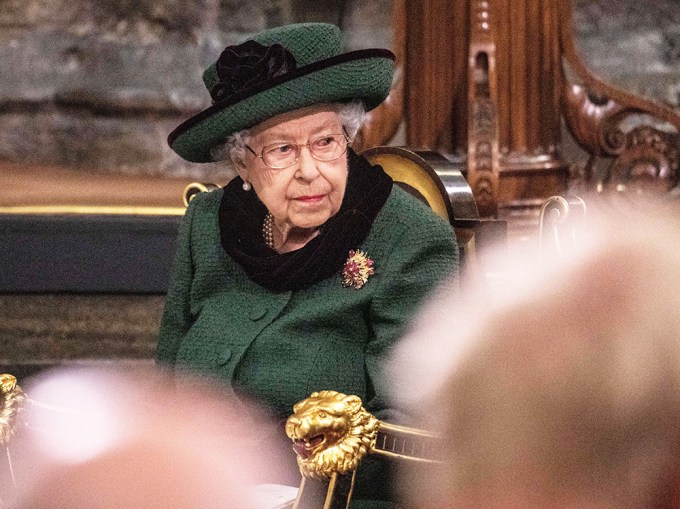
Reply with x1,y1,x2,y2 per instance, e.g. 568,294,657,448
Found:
237,106,348,232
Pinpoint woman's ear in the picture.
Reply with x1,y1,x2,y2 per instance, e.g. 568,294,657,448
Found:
233,160,249,183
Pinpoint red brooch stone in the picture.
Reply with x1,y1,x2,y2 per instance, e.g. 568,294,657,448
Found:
342,250,375,289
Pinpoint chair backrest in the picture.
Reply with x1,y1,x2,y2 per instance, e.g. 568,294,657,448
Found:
362,146,507,273
361,146,477,226
182,182,220,207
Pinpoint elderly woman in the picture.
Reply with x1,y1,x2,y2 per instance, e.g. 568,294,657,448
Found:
156,23,458,507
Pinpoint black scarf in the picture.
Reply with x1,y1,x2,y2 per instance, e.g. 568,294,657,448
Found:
219,148,393,292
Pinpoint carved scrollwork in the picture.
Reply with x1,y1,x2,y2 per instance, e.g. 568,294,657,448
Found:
563,84,628,157
602,117,627,156
607,126,680,193
559,0,680,196
471,98,495,137
563,84,680,193
473,176,495,212
538,195,586,256
468,94,499,216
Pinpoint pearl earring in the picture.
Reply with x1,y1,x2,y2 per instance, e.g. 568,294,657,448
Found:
242,181,252,191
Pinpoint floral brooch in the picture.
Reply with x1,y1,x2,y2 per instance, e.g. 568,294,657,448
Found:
342,250,375,289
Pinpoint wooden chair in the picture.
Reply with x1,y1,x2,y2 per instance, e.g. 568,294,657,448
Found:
538,195,587,257
360,0,680,239
361,146,506,271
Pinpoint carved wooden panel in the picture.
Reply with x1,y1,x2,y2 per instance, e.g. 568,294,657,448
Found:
363,0,680,228
466,0,500,217
558,0,680,197
367,0,568,221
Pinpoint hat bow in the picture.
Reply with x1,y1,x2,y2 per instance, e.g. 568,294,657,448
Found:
210,41,297,103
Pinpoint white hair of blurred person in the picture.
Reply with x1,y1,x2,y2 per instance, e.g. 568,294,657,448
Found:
5,366,291,509
389,208,680,509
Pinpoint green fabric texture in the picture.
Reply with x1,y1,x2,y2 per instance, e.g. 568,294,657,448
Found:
202,24,342,91
169,23,395,163
155,186,458,506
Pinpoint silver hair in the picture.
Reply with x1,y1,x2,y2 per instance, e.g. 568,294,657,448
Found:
210,128,250,168
210,100,367,168
334,99,366,140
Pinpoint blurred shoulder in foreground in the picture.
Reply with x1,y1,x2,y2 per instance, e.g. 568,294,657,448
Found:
390,200,680,508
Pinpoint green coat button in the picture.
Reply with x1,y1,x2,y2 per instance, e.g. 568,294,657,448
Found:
216,349,232,366
249,307,267,321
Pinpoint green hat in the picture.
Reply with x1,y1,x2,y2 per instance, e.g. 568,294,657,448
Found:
168,23,395,163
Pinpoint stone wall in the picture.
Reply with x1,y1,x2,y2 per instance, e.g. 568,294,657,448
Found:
0,294,163,378
573,0,680,108
1,0,677,178
0,0,392,179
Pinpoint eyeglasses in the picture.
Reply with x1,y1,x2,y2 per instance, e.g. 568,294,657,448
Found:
246,132,350,169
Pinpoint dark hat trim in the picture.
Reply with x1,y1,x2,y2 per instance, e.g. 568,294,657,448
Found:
168,48,395,148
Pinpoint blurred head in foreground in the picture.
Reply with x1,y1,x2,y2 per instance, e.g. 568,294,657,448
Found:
391,209,680,508
5,367,287,509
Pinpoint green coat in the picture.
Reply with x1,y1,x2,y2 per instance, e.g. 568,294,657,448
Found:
156,185,458,506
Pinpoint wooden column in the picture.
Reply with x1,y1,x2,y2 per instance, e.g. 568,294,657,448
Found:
380,0,568,222
466,0,500,217
364,0,680,229
403,1,468,153
462,0,569,219
488,0,567,223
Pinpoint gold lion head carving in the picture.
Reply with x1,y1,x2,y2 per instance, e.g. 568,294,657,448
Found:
1,374,27,447
285,390,379,479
